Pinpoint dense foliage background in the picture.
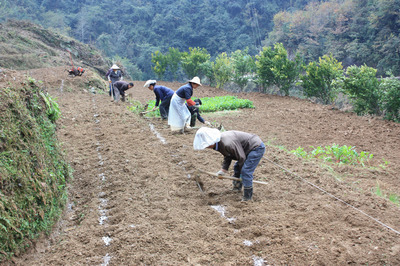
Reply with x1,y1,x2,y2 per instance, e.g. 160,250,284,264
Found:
0,0,312,79
0,0,399,78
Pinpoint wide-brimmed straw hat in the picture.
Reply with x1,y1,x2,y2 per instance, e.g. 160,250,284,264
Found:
144,80,157,88
111,64,120,70
189,76,202,86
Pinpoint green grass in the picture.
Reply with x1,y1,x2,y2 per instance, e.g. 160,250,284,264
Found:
374,182,400,206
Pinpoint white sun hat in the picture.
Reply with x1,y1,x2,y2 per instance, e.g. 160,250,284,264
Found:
111,64,120,70
144,80,157,88
189,76,202,86
193,127,221,150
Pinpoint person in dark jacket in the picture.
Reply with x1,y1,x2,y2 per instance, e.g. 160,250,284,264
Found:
144,80,174,120
186,99,211,127
107,64,123,100
193,128,265,201
113,81,133,103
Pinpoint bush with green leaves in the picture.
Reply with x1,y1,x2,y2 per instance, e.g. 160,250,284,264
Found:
212,52,233,89
166,47,182,81
380,76,400,122
231,48,256,91
341,65,381,116
300,54,344,104
181,47,211,79
256,43,303,96
151,50,168,80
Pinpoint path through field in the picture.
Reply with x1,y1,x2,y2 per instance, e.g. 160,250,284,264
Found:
10,67,400,265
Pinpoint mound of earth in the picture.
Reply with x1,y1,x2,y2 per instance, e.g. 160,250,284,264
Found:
6,66,400,265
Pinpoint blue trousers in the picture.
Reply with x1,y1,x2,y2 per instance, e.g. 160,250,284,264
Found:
234,142,265,187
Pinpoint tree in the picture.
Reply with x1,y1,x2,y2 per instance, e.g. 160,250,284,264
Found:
180,47,210,79
342,65,381,115
301,54,344,104
381,76,400,122
166,47,182,81
151,50,168,80
212,52,233,89
256,43,303,96
231,48,256,91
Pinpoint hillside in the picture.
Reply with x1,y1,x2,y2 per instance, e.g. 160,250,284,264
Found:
0,20,111,76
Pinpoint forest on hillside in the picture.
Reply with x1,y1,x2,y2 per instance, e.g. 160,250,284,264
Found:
0,0,399,79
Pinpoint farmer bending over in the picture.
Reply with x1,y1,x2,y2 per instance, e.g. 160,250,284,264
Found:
193,127,265,201
186,99,211,127
144,80,174,120
113,81,133,103
168,77,201,133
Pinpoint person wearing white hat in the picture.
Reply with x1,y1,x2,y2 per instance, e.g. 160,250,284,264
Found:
168,76,202,133
107,64,123,101
144,80,174,120
193,127,265,201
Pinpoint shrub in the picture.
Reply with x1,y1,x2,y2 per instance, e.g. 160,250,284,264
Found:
380,76,400,122
341,65,381,115
256,43,303,96
300,54,344,104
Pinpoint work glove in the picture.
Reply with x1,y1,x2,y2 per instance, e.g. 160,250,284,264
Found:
216,170,226,176
205,121,211,126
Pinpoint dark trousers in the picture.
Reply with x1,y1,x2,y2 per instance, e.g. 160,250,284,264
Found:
159,96,172,119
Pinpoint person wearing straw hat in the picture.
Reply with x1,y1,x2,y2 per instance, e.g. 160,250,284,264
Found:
107,64,123,101
168,76,202,133
144,80,174,120
193,127,265,201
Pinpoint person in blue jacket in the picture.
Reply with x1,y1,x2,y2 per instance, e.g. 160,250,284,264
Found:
186,99,211,127
144,80,174,120
168,77,202,133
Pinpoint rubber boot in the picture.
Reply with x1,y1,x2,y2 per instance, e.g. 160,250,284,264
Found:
232,180,242,192
242,186,253,201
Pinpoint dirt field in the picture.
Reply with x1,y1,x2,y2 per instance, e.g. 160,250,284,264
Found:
7,66,400,265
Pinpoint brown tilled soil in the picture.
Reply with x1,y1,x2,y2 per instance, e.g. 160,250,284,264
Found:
5,66,400,265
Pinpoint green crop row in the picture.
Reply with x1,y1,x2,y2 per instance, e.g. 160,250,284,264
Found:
141,95,254,117
290,144,374,167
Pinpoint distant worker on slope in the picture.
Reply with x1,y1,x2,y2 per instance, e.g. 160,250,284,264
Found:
168,77,202,133
193,127,265,201
67,66,85,76
113,81,134,103
144,80,174,120
107,64,123,101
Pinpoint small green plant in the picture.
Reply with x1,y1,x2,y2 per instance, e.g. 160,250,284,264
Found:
291,147,307,158
290,144,373,167
373,182,400,206
40,92,61,122
375,182,384,197
127,99,146,114
379,158,390,169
